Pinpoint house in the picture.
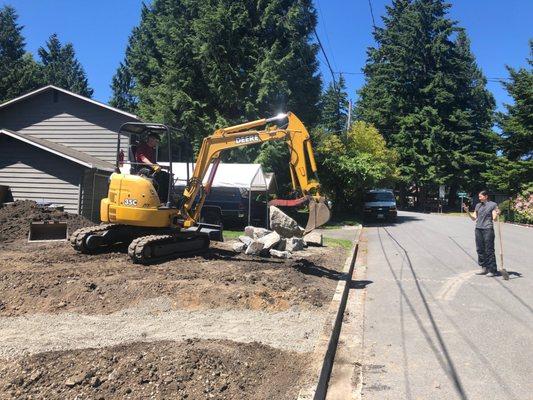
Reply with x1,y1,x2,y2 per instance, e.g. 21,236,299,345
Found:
0,85,141,220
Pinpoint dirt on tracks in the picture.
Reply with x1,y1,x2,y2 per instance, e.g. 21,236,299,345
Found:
0,339,310,400
0,240,345,317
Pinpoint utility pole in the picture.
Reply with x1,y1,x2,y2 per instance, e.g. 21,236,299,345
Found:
346,99,352,135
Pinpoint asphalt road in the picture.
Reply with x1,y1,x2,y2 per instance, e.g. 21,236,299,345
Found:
361,211,533,400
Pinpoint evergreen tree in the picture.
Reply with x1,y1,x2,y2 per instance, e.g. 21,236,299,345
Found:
109,60,137,112
38,34,93,97
0,5,42,102
483,42,533,195
318,74,349,134
113,0,321,158
356,0,495,205
498,41,532,161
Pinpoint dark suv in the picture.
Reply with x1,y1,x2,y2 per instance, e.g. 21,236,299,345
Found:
363,189,398,221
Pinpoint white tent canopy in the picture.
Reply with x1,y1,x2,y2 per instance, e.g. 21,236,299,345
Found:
159,162,268,191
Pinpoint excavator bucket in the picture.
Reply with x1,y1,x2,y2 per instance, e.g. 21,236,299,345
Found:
305,198,331,233
28,220,68,242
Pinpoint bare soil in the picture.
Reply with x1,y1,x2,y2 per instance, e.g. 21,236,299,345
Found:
0,204,349,399
0,339,310,400
0,240,345,317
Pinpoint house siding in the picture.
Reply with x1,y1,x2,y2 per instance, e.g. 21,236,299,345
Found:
0,88,133,163
0,136,83,213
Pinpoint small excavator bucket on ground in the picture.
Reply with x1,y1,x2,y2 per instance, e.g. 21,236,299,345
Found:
28,221,68,242
305,198,331,233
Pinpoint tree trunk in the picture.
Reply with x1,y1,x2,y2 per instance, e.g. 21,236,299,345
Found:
448,184,457,209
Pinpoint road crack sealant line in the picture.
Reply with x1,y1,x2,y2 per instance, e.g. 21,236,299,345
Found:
298,227,362,400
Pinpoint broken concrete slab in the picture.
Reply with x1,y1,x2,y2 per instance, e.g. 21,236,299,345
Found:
286,237,306,252
269,206,304,238
232,242,246,253
239,235,253,246
269,249,292,259
258,231,281,251
244,226,271,239
244,240,265,255
304,231,323,247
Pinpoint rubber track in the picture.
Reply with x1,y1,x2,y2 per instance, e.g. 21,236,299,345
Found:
69,224,121,253
127,234,209,264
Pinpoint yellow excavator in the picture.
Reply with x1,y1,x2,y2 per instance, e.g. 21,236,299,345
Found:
70,112,330,263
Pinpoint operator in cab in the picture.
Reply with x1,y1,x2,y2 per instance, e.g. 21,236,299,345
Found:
135,133,170,204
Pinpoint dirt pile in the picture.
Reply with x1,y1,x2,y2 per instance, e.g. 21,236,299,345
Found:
0,201,94,243
0,339,309,400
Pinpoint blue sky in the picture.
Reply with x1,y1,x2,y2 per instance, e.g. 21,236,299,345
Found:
3,0,531,112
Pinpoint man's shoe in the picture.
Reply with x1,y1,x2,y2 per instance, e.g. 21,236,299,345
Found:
476,268,488,275
486,272,496,277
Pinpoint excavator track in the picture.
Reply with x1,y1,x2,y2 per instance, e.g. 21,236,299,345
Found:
70,224,125,253
128,233,210,264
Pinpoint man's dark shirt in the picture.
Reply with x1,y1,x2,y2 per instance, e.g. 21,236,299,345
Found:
475,201,497,229
135,143,156,164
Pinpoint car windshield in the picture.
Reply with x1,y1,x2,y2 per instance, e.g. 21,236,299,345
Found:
365,192,395,202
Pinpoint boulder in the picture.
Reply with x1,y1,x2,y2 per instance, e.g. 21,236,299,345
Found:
232,242,246,252
269,206,304,238
239,235,253,246
244,240,264,255
304,231,323,246
286,237,306,252
258,231,281,250
244,226,271,239
269,249,292,259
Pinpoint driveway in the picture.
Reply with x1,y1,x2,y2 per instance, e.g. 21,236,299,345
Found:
361,211,533,400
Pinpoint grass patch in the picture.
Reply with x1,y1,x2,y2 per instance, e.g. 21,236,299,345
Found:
324,237,353,250
323,216,362,229
223,230,242,240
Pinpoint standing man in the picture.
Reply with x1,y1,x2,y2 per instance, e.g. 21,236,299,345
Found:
463,190,501,277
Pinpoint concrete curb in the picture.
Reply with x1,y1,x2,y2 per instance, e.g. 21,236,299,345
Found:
298,227,362,400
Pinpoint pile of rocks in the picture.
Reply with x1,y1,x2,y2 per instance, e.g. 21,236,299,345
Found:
232,206,323,259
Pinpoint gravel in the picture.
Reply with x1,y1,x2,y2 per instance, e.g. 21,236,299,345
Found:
0,297,327,360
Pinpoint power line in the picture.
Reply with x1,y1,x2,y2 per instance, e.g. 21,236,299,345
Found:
316,0,338,71
367,0,377,30
313,26,337,91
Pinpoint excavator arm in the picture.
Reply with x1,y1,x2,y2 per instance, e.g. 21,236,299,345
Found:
179,112,330,232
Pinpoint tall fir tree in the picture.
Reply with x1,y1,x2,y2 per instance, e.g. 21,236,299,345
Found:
109,60,137,113
318,74,349,134
112,0,321,164
356,0,495,205
38,34,93,97
498,41,532,162
0,5,42,102
483,42,533,195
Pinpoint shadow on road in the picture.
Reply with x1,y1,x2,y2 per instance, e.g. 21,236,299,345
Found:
447,237,531,315
349,279,373,289
378,227,469,400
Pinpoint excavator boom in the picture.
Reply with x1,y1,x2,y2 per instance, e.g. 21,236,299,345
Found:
180,112,330,231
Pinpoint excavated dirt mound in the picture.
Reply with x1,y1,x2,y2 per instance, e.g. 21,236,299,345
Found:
0,339,310,400
0,241,345,316
0,201,94,243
